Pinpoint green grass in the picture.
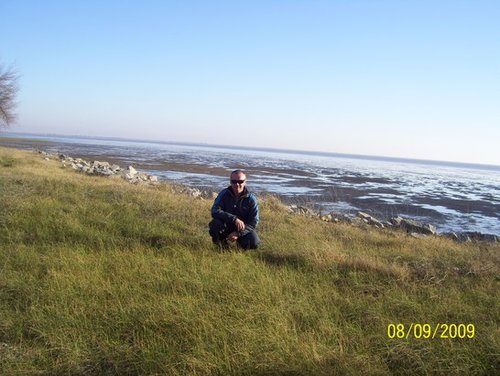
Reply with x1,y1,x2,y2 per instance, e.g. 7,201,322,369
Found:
0,156,15,167
0,146,499,375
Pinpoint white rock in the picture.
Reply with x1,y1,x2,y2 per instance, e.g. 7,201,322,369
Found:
357,211,384,228
127,166,137,176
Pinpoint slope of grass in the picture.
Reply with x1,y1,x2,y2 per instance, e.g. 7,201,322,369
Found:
0,147,498,375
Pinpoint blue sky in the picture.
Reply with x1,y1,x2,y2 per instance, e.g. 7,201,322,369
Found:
1,0,499,165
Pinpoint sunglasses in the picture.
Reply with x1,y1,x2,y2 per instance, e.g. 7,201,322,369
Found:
231,179,246,184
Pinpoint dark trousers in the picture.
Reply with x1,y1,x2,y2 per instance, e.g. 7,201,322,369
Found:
209,218,260,250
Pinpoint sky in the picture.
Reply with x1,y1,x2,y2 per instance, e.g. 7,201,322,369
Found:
1,0,499,165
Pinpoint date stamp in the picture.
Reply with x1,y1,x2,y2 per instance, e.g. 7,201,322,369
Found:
387,323,475,339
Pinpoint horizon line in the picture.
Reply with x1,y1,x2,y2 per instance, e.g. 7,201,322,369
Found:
4,130,500,171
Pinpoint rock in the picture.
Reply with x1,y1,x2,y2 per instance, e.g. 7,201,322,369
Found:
287,205,318,217
41,152,159,187
124,166,139,180
357,211,384,228
350,216,369,227
390,216,403,226
410,232,428,239
170,185,206,198
440,231,500,243
95,168,114,177
38,150,51,158
334,213,353,223
127,166,137,175
465,232,500,242
136,172,149,181
185,187,202,198
442,232,460,241
92,160,110,168
455,232,498,242
390,216,436,235
321,214,333,222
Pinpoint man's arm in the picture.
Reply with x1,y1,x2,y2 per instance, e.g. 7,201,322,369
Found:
238,194,259,236
211,190,237,224
246,194,259,227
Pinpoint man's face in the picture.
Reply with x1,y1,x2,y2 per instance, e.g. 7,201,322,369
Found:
230,172,246,195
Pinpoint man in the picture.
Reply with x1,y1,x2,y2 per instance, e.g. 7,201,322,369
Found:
209,170,260,250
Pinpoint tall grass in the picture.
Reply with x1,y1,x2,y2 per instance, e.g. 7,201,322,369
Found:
0,147,498,375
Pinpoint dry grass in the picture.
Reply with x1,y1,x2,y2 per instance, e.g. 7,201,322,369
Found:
1,146,499,375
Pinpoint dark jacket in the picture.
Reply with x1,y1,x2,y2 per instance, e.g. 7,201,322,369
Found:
211,186,259,236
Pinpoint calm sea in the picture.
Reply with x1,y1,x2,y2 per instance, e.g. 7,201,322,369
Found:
3,132,499,236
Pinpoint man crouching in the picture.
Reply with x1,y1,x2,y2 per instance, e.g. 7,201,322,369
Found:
209,170,260,250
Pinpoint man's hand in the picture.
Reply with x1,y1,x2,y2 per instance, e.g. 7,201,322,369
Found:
227,231,239,241
234,218,246,232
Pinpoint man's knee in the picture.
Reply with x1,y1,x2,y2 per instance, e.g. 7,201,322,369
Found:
209,219,225,234
239,231,260,250
209,219,229,244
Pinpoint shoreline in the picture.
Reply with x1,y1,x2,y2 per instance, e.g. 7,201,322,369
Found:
29,147,499,241
1,139,498,237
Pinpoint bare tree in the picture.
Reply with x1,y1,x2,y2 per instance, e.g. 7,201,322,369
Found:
0,63,19,128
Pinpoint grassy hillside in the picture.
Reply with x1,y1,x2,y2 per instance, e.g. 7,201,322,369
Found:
0,146,498,375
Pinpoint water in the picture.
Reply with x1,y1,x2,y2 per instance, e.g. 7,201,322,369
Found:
2,132,499,235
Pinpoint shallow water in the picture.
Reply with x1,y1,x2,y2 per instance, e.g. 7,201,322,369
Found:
3,133,499,235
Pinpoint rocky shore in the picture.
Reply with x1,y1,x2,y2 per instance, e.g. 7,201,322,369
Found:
39,151,216,198
286,205,498,242
38,150,498,243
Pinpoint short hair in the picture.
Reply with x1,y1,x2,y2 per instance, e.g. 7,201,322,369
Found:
230,169,246,177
